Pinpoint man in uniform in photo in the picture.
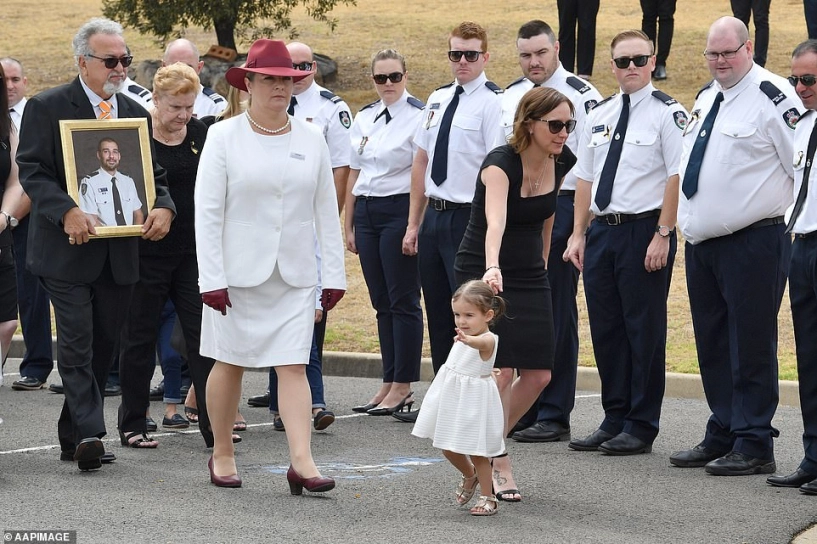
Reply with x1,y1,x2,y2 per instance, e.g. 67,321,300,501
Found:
79,136,144,227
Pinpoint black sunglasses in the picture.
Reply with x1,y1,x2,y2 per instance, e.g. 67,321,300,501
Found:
613,55,650,69
789,74,817,87
292,62,313,71
448,50,483,63
533,118,577,134
87,54,133,69
372,72,404,84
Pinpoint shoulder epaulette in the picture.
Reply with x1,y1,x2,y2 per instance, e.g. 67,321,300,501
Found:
651,90,678,106
485,81,503,94
566,76,592,94
202,87,224,104
128,84,151,100
696,80,714,99
760,80,788,106
407,96,425,109
360,99,380,112
593,94,616,109
435,82,455,91
506,76,527,90
319,89,343,104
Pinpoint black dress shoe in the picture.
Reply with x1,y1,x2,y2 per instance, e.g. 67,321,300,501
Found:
101,451,116,464
149,381,164,401
247,392,270,408
11,376,45,390
767,468,817,487
352,402,378,413
391,409,418,423
800,479,817,495
704,451,776,476
313,409,335,430
104,383,122,397
512,421,570,443
74,437,104,471
669,443,727,467
652,64,667,80
49,383,64,394
598,432,652,455
568,428,614,451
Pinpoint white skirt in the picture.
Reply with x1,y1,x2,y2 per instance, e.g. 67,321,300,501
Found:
200,266,314,367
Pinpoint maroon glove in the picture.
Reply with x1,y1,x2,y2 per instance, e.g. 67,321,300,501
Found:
320,288,345,312
202,288,232,315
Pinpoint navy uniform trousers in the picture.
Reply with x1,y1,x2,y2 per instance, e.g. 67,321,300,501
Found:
583,215,675,444
354,194,423,383
418,205,471,373
13,217,54,382
686,223,789,460
791,235,817,474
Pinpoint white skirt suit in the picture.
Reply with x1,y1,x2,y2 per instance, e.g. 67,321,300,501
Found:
194,114,346,367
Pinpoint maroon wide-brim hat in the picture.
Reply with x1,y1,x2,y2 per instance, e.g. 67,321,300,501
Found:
225,39,312,91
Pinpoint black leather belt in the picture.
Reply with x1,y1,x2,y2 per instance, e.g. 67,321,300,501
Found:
594,209,661,226
558,190,575,197
795,231,817,239
734,216,784,235
429,198,470,211
356,193,409,201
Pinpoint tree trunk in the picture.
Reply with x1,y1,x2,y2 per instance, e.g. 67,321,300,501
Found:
213,16,237,50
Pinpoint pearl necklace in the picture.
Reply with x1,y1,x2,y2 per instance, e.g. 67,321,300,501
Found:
246,111,290,134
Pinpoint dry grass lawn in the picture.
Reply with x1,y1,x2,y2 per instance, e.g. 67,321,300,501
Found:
0,0,808,379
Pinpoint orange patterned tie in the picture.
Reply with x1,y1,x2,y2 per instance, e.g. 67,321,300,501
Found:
98,100,112,120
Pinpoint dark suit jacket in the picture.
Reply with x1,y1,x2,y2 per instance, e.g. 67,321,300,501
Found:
16,77,175,284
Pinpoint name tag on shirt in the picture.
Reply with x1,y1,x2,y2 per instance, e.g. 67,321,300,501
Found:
592,124,605,134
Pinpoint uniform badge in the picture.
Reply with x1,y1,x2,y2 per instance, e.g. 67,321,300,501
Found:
591,124,605,134
673,111,688,130
683,110,701,137
99,187,108,194
81,183,87,196
796,150,805,168
604,126,611,139
584,100,598,113
358,136,369,155
783,108,800,130
425,110,436,130
339,111,351,129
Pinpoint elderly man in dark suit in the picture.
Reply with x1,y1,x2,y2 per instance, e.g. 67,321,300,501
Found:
15,17,175,471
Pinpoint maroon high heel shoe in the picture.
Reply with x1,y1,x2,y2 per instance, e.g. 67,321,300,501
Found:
286,465,335,495
208,456,242,488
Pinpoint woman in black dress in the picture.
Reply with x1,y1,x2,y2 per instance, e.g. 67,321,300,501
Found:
455,87,576,501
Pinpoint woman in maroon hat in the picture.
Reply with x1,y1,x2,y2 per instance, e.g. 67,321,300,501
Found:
194,39,346,492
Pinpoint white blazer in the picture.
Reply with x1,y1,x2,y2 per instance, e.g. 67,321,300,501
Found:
195,114,346,293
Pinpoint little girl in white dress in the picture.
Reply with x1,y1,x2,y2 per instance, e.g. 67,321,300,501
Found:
412,280,506,516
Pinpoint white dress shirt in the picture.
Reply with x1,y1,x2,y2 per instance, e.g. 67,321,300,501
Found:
79,77,119,118
194,85,226,118
501,64,603,191
9,96,26,133
291,81,352,169
79,168,142,226
349,90,424,197
413,72,505,203
788,111,817,234
574,83,688,215
121,77,152,110
678,64,803,244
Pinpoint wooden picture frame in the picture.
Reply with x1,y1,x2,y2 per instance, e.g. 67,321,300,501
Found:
59,118,155,238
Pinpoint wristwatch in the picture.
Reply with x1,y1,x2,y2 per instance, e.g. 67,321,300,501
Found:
656,225,674,238
1,211,18,230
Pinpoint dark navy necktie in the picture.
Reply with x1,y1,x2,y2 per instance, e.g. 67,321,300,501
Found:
430,85,464,186
787,118,817,233
594,94,630,211
287,96,297,116
682,92,724,199
374,108,391,124
111,176,126,226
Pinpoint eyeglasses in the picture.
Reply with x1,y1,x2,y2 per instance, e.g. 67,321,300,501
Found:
533,118,577,134
703,42,745,61
612,55,650,69
86,54,133,69
373,72,405,84
789,74,817,87
292,62,313,71
448,50,483,63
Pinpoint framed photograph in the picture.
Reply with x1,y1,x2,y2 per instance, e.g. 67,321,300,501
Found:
60,118,156,238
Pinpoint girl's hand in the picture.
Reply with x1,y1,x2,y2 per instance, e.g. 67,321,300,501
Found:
454,328,469,345
482,267,503,294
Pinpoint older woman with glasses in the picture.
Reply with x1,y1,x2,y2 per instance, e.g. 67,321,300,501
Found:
453,87,576,502
195,39,345,492
345,50,425,416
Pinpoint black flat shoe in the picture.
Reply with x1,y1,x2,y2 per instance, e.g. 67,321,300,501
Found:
247,392,270,408
704,452,776,476
669,443,728,468
568,429,614,451
598,432,652,456
512,421,570,443
352,402,378,413
767,468,817,488
367,393,413,416
801,479,817,495
313,410,335,430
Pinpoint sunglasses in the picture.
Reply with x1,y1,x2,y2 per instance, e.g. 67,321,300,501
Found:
612,55,650,69
703,42,746,61
373,72,405,85
87,54,133,69
448,50,483,63
789,74,817,87
534,118,577,134
292,62,313,71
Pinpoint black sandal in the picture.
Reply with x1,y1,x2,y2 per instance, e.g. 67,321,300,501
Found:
491,453,521,502
119,431,158,449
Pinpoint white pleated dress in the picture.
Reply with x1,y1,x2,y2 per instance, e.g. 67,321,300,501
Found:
412,332,505,457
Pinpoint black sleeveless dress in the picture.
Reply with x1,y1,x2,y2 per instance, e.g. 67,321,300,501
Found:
454,144,576,370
